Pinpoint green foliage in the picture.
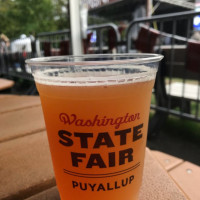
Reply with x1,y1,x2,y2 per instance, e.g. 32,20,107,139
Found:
0,0,69,39
53,0,69,30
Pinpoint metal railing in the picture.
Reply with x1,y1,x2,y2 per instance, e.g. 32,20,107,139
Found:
0,23,121,94
37,29,71,56
36,23,121,56
1,11,200,126
126,10,200,52
126,10,200,136
0,23,121,75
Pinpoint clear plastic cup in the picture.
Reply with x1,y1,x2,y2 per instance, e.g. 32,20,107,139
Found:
26,53,163,200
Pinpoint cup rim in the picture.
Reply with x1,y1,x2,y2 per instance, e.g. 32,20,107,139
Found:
26,53,163,67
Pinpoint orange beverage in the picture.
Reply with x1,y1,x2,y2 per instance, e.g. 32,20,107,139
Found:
27,54,163,200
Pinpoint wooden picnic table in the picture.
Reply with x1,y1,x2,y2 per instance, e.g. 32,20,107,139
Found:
0,95,199,200
0,78,14,91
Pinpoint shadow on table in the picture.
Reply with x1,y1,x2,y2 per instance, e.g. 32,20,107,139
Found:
147,117,200,166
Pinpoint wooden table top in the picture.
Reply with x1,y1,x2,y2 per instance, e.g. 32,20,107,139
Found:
0,95,196,200
0,78,14,91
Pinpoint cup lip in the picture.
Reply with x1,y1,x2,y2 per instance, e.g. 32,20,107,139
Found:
26,53,163,67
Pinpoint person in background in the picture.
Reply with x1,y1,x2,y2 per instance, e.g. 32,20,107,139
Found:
0,33,10,74
0,33,10,54
29,32,36,57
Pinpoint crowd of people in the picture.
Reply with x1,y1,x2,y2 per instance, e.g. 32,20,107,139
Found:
0,32,36,74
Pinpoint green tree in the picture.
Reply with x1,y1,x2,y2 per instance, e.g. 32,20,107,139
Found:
53,0,69,30
0,0,16,38
0,0,69,39
14,0,56,36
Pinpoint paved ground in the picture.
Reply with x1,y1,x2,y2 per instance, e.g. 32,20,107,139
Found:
147,119,200,166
